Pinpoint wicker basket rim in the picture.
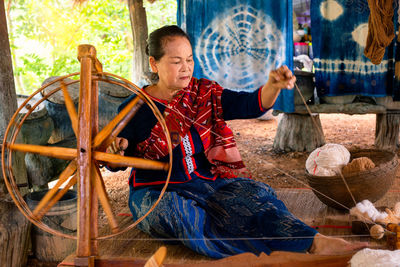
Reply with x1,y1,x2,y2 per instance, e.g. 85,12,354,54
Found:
305,149,398,179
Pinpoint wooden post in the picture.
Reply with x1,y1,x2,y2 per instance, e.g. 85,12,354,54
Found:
75,45,95,266
273,113,325,152
90,78,99,256
128,0,150,84
0,1,30,266
0,0,18,194
375,113,400,150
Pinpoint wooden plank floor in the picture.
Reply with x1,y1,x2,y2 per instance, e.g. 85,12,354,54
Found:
95,188,400,264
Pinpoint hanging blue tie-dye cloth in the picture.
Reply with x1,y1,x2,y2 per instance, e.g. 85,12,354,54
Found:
177,0,294,113
311,0,397,99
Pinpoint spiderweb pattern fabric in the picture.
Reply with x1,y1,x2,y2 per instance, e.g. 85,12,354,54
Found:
177,0,294,112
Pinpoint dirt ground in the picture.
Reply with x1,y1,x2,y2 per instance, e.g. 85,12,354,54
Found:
228,113,378,188
100,113,400,217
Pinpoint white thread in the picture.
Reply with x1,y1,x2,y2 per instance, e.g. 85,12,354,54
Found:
100,234,371,242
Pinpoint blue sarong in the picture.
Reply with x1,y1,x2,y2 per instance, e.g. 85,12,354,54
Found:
129,177,317,258
311,0,398,98
177,0,294,113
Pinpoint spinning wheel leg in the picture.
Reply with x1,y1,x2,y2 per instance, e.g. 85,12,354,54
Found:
76,46,97,262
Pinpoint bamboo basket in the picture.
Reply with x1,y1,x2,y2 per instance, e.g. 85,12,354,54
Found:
305,149,398,210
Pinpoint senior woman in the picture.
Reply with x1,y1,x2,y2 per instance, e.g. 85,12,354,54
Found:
109,25,368,258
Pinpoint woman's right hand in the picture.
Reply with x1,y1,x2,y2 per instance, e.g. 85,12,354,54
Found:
106,137,129,169
107,137,129,156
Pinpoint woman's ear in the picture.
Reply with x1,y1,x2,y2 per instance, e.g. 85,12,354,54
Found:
149,57,158,73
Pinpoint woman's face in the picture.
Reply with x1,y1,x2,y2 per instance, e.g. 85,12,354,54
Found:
151,36,194,92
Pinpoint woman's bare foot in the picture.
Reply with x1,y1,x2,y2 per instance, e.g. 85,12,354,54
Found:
309,233,369,255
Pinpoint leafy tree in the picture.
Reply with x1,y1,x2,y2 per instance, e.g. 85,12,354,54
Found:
6,0,177,94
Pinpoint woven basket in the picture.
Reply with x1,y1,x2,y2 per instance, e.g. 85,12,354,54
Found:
305,149,398,210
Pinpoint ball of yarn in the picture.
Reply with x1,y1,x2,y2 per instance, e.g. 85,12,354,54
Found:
369,224,385,239
306,143,350,176
342,157,375,176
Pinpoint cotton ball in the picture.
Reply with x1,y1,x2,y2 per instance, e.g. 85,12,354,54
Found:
306,144,350,176
353,200,388,223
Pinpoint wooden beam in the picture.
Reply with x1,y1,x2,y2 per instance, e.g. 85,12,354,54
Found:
8,144,76,160
128,0,150,84
94,151,169,171
0,0,20,196
0,0,17,136
90,79,99,256
76,53,94,261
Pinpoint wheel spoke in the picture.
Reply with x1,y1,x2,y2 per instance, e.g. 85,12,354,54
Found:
60,81,78,136
93,151,169,171
144,246,167,267
8,143,76,160
93,96,143,150
92,164,119,233
32,160,77,219
35,174,77,220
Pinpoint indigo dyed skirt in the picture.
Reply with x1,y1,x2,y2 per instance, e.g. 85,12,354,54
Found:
129,177,317,258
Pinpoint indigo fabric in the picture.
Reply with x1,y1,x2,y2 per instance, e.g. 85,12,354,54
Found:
129,177,317,258
311,0,398,98
177,0,294,112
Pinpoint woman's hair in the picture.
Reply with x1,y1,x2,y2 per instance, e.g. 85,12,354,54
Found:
146,25,191,61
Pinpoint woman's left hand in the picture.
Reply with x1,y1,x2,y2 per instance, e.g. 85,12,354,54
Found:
261,65,296,109
266,65,296,91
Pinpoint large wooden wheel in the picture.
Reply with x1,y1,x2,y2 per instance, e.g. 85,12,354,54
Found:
1,45,172,259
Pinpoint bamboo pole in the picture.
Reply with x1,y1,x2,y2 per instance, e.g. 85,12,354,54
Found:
92,164,119,233
93,151,169,171
93,96,143,150
90,77,99,255
32,160,77,219
36,174,77,219
8,144,76,160
61,81,79,136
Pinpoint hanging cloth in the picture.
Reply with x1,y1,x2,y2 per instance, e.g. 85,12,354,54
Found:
177,0,294,113
311,0,397,98
364,0,395,65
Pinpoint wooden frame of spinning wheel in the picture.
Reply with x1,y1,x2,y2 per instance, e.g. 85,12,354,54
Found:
1,44,173,266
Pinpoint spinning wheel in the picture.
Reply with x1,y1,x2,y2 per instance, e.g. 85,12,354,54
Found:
1,45,172,264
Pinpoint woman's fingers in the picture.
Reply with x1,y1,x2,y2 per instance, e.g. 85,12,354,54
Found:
107,137,128,155
270,66,296,89
118,137,129,151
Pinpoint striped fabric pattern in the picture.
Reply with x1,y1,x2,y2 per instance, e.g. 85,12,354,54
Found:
129,177,317,258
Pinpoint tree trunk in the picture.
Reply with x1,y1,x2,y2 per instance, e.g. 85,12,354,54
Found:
0,200,30,267
0,3,30,266
375,113,400,150
273,113,325,152
0,0,17,194
128,0,150,85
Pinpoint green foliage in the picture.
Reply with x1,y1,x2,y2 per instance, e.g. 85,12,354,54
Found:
145,0,177,33
7,0,177,94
